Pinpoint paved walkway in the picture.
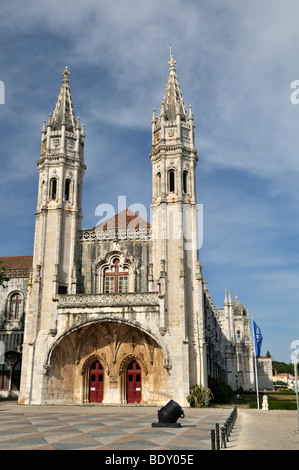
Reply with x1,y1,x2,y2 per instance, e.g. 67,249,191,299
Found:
227,408,299,450
0,401,298,451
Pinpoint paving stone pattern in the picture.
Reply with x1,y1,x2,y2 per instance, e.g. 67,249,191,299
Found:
0,403,230,451
1,402,299,451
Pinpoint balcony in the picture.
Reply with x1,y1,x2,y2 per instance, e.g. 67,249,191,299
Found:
57,292,160,309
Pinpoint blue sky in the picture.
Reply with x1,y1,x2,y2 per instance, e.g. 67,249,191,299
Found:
0,0,299,364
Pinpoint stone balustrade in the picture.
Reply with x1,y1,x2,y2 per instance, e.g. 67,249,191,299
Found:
80,228,150,241
57,292,160,308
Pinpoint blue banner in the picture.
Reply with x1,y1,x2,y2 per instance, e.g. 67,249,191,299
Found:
253,320,263,357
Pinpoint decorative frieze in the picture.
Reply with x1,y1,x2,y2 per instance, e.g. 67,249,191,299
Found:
57,292,160,308
4,268,32,278
80,228,150,241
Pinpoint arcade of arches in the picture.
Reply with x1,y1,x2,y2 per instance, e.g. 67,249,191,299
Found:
45,321,171,404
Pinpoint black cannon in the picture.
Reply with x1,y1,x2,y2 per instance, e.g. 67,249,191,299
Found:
152,399,185,428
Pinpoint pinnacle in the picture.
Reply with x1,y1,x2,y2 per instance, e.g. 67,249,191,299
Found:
51,66,76,132
160,55,187,122
62,66,71,84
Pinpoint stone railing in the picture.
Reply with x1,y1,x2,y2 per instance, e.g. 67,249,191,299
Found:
57,292,160,308
80,228,150,241
5,268,32,278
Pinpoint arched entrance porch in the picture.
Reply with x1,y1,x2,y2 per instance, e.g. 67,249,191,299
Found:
44,319,171,405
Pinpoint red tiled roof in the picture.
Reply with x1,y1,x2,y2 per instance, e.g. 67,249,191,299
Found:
97,209,150,230
0,256,33,270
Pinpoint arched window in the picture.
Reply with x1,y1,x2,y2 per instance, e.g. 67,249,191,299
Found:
9,293,22,320
104,258,129,293
169,170,175,192
183,171,188,193
65,179,71,201
50,178,57,200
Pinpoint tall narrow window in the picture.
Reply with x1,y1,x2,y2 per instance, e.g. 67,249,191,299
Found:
169,170,175,192
104,258,129,293
11,360,21,391
118,276,129,293
65,179,71,201
9,293,22,320
50,178,57,200
157,172,161,195
183,171,188,193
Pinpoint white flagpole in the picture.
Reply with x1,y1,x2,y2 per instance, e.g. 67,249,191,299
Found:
293,351,299,432
252,317,260,410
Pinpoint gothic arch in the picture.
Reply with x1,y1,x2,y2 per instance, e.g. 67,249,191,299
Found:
118,354,146,404
81,353,110,377
119,353,148,376
81,353,110,403
44,317,172,375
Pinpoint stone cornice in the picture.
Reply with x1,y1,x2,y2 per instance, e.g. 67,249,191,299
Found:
149,144,198,160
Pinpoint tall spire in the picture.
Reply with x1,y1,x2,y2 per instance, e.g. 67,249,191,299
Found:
160,54,187,122
51,66,76,132
40,67,85,161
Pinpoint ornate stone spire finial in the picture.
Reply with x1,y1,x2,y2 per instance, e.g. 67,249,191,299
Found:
62,66,71,85
51,67,76,132
168,54,177,73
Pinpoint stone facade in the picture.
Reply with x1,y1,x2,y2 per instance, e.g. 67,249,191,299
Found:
256,357,273,391
0,58,272,405
0,256,32,398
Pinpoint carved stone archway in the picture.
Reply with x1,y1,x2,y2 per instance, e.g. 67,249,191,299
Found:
44,318,172,405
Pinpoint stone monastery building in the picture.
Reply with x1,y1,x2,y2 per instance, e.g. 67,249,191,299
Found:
0,57,272,405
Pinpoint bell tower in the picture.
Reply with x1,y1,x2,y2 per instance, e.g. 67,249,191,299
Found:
150,56,205,402
150,55,197,208
19,68,86,404
36,66,85,299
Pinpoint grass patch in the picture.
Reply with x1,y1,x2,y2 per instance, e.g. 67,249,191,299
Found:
249,401,298,410
231,392,298,410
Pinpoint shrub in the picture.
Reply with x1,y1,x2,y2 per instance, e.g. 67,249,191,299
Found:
187,384,213,407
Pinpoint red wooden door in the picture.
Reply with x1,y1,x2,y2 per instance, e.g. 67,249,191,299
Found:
127,360,141,403
89,361,104,403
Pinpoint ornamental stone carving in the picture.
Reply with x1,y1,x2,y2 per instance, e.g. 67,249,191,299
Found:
57,292,160,308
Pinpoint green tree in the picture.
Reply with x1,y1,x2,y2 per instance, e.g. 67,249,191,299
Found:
0,260,9,288
272,360,299,374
